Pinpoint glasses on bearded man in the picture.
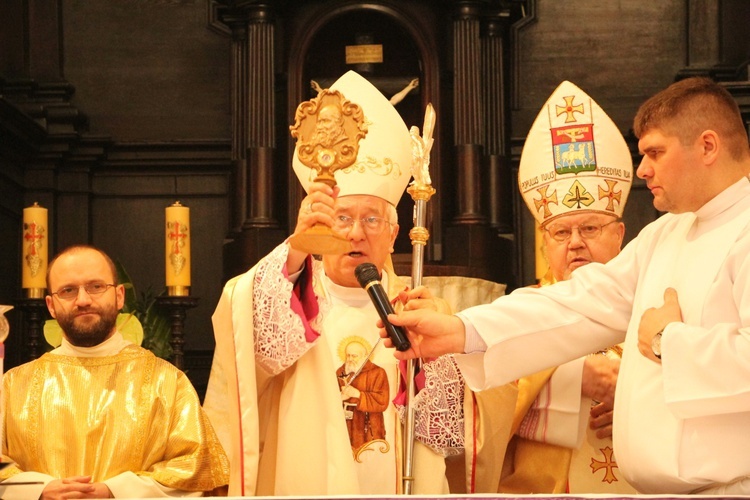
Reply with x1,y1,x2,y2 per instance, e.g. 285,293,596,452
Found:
51,282,116,301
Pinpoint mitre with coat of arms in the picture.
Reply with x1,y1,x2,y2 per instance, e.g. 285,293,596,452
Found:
518,80,633,227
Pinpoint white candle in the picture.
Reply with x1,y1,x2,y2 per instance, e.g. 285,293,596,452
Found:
165,201,190,295
22,203,48,295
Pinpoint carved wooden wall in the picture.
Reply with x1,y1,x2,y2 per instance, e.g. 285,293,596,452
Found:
212,0,528,285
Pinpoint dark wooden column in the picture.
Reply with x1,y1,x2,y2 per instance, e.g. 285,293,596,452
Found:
217,3,286,279
223,11,250,235
444,1,496,280
482,10,517,284
222,4,277,231
482,12,512,233
451,1,485,225
246,8,276,228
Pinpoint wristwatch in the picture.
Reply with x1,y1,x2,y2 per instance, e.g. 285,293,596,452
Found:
651,330,663,359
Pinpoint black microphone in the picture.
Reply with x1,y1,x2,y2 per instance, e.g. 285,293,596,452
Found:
355,263,411,352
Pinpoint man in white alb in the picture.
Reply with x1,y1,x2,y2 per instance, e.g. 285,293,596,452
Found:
381,77,750,495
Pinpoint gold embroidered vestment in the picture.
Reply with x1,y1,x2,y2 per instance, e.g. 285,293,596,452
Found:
1,345,228,492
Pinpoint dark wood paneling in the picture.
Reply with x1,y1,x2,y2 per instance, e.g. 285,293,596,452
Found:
0,0,27,76
722,0,750,66
512,0,687,137
62,0,231,141
91,152,230,351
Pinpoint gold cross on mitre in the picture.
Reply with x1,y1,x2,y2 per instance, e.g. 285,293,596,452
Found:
555,95,585,123
533,185,559,219
598,179,623,212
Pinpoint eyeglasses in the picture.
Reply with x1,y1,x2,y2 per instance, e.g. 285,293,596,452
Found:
333,215,392,235
544,220,619,242
51,282,116,300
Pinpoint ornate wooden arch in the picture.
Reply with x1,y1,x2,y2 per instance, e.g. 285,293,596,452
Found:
284,2,444,259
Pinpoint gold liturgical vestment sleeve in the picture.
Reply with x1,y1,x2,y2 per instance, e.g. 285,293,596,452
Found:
1,345,228,492
498,368,571,493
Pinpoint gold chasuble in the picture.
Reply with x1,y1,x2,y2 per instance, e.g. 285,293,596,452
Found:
1,345,228,492
497,278,635,494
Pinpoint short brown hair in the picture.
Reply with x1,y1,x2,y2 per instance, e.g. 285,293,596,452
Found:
633,77,749,160
46,245,119,290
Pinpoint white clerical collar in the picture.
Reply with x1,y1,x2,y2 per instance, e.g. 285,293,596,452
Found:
53,330,133,357
694,175,750,221
322,271,390,307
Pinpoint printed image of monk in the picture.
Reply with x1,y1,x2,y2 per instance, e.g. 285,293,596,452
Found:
336,340,389,449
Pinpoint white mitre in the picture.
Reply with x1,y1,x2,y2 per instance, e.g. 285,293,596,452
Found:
518,80,633,226
292,71,412,206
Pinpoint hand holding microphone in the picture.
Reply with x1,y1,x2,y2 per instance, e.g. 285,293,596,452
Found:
355,263,411,352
